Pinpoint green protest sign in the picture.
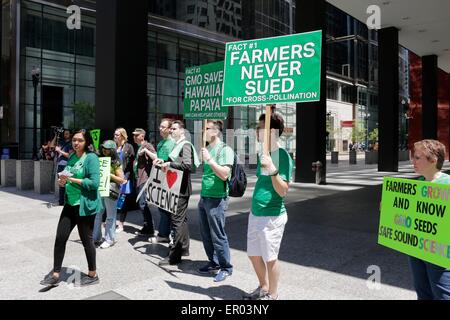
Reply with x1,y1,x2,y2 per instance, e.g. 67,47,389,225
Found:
222,30,322,106
184,61,228,120
98,157,111,198
379,177,450,269
90,129,101,151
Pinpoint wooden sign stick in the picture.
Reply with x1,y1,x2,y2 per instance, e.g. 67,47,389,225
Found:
203,119,208,149
263,105,272,156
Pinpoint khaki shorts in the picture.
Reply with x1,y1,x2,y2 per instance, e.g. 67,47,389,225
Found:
247,212,288,262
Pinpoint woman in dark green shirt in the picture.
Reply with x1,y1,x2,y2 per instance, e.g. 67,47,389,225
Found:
40,130,103,287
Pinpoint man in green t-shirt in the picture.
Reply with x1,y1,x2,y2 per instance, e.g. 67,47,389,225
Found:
154,118,176,243
244,112,293,301
198,120,235,282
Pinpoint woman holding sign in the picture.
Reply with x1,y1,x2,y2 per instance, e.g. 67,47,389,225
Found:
40,130,103,287
243,112,293,301
93,140,126,249
409,139,450,300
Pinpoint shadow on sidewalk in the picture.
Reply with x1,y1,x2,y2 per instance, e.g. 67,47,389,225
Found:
187,183,414,292
165,280,247,300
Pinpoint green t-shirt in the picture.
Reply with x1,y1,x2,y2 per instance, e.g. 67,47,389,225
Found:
65,154,87,206
157,138,176,162
252,148,294,217
419,173,450,184
201,142,234,198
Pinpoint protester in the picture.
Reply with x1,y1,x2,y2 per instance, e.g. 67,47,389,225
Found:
114,128,135,233
51,129,74,206
409,139,450,300
243,113,293,300
133,128,158,238
93,140,126,249
197,120,234,282
157,120,200,265
153,119,176,243
40,130,103,287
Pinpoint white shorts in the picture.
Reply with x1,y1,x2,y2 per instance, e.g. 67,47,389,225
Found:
247,213,288,263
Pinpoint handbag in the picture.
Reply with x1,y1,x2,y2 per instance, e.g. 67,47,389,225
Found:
109,182,120,200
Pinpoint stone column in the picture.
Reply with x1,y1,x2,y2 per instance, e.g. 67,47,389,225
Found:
1,159,16,187
16,160,34,190
34,160,54,194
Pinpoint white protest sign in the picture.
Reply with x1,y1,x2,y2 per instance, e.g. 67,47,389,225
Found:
146,166,183,214
98,157,111,198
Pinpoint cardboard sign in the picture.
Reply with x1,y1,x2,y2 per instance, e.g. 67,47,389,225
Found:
90,129,101,151
222,30,322,106
146,166,183,214
184,61,228,120
98,157,111,198
379,177,450,269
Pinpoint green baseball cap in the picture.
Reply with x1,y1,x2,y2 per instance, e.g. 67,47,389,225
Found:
101,140,116,150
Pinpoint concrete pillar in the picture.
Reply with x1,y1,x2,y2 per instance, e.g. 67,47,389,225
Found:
295,0,327,183
1,159,16,187
16,160,34,190
378,27,399,172
95,0,149,141
422,55,438,140
34,161,53,194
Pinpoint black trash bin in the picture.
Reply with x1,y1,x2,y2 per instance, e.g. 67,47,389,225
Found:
349,150,357,165
331,151,339,164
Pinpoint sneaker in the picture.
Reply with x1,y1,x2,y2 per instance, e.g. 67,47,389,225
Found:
242,287,269,300
135,227,154,237
116,226,124,233
40,274,60,286
258,293,278,300
94,240,103,248
79,274,99,287
158,257,181,266
156,236,170,243
148,236,157,243
214,270,231,282
99,241,113,249
198,264,220,275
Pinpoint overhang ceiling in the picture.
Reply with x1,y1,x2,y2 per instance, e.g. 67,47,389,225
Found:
327,0,450,72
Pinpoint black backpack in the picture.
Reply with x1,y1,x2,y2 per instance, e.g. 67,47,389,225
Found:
219,144,247,197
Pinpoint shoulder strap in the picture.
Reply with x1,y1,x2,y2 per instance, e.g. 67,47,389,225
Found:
169,140,201,168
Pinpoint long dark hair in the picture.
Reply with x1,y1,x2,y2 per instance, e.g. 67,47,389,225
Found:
100,145,121,167
73,129,93,153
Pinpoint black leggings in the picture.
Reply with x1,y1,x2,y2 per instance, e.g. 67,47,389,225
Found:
53,205,96,273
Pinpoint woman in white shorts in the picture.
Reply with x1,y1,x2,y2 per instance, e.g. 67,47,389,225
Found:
244,112,294,301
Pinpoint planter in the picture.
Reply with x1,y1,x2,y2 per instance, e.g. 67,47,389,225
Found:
365,151,378,164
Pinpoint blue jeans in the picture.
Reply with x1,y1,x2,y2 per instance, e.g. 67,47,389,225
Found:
93,197,118,244
158,208,171,238
198,197,233,273
409,256,450,300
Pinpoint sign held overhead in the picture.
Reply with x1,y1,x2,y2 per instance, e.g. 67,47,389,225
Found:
222,30,323,106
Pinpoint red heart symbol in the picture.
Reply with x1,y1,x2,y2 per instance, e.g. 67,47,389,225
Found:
166,170,178,189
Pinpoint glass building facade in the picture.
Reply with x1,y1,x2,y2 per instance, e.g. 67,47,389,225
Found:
0,0,413,160
19,0,96,158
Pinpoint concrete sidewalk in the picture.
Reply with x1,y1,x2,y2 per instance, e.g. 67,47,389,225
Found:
1,161,447,300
